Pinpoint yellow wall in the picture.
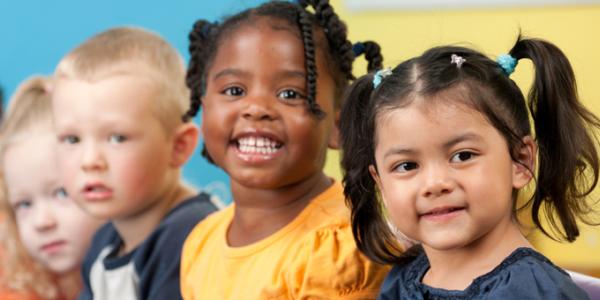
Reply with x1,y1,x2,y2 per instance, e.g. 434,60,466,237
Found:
324,1,600,276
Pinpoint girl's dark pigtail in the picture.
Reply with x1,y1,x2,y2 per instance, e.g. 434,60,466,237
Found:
340,75,403,264
510,37,600,241
184,20,217,121
297,9,324,118
353,41,384,73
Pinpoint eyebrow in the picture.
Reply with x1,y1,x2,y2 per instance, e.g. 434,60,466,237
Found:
212,68,305,81
382,132,483,159
212,69,249,81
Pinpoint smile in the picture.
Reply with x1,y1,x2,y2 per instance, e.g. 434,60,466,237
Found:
420,206,466,222
236,136,282,155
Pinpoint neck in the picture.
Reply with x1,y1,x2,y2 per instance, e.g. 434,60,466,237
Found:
227,172,332,247
56,269,83,300
112,178,194,255
422,219,531,290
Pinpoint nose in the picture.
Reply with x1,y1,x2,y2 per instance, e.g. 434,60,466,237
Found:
81,142,107,172
242,91,277,121
32,201,57,232
421,163,456,198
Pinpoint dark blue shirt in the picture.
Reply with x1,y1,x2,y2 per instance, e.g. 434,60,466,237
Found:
378,247,589,300
78,193,217,300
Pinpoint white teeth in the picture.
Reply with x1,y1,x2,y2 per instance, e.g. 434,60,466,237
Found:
237,136,280,155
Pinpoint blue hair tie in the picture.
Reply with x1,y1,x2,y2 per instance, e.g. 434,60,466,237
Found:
497,54,518,76
352,42,365,56
373,67,392,88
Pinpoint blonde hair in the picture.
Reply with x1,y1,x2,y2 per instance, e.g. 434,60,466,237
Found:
55,26,190,131
0,76,62,299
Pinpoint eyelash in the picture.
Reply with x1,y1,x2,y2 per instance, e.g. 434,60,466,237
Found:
109,134,127,143
450,151,477,163
222,86,245,97
13,199,32,212
391,151,477,173
61,135,80,144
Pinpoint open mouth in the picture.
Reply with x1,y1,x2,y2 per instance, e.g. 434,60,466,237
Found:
82,182,113,200
236,136,283,155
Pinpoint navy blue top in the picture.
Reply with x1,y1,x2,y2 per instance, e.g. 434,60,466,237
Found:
78,193,217,300
378,247,589,300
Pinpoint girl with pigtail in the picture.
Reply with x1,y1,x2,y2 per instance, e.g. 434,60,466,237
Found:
340,36,598,299
181,1,389,299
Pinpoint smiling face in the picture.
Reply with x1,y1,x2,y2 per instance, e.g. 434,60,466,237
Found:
370,99,532,252
200,17,338,190
52,73,176,220
3,132,103,274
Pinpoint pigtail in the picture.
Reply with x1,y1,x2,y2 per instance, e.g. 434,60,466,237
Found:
510,37,600,241
184,20,217,121
353,41,384,73
340,74,403,264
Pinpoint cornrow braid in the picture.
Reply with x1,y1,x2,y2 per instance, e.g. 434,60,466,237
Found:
306,0,355,82
184,20,218,122
297,8,324,118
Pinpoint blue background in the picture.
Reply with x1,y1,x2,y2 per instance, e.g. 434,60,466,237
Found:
0,0,266,204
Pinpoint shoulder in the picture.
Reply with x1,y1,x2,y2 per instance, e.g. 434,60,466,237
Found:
287,184,391,299
377,248,427,300
474,248,589,299
134,193,218,262
181,204,230,263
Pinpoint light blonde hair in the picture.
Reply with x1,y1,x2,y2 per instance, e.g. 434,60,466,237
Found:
54,26,190,131
0,76,63,299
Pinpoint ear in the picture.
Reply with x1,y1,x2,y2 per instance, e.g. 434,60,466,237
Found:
512,135,536,189
327,110,341,149
170,123,199,168
368,164,383,192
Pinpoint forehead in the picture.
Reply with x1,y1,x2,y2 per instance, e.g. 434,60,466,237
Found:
53,74,159,124
376,99,493,142
3,133,58,189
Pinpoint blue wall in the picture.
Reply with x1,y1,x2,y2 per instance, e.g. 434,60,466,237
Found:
0,0,266,204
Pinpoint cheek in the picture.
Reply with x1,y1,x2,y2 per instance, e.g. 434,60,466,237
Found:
16,219,38,255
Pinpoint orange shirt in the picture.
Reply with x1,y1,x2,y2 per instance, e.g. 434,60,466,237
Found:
181,182,390,299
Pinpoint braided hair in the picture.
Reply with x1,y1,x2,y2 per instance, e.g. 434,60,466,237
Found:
185,0,383,162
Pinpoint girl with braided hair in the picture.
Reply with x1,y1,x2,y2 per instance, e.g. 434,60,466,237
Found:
339,36,598,299
181,1,389,299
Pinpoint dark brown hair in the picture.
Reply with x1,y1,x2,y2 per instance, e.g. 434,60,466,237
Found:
340,36,600,264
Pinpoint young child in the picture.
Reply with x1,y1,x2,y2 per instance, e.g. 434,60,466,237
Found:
51,27,218,299
340,36,598,299
181,1,389,299
0,76,104,300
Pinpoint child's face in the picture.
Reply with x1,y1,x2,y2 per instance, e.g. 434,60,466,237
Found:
3,133,103,274
201,19,338,189
370,101,531,251
52,74,175,220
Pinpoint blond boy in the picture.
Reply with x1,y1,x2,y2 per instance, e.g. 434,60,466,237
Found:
52,27,217,300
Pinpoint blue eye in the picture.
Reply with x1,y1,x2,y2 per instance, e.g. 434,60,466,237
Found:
13,199,33,212
222,86,245,97
109,134,127,143
54,187,68,199
394,162,418,173
277,89,305,101
62,135,80,144
450,151,476,163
